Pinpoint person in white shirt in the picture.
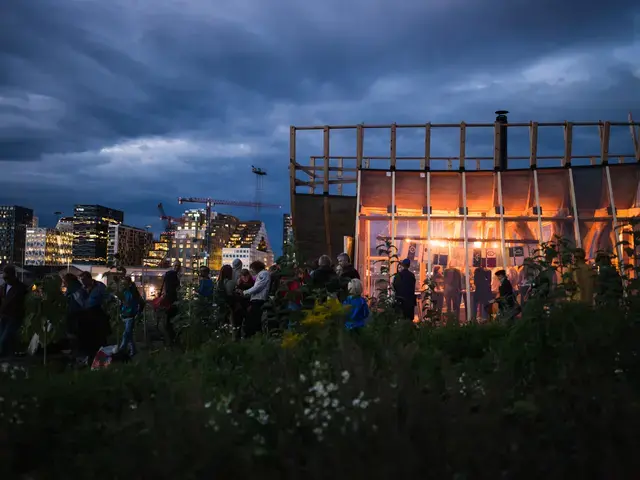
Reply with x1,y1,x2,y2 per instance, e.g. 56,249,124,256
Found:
242,261,271,337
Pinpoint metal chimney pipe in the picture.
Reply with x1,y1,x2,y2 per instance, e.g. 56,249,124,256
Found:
495,110,509,170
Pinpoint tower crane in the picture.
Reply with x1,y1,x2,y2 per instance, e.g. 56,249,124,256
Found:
176,197,282,264
252,166,267,216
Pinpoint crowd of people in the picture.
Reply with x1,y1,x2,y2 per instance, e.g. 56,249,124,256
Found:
0,247,626,362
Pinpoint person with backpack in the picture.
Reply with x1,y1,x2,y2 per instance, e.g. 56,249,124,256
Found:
118,276,144,357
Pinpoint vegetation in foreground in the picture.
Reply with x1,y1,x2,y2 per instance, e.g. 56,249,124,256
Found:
2,235,640,479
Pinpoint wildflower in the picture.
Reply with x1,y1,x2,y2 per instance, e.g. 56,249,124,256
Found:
129,403,138,410
204,402,212,409
299,374,307,382
341,370,350,384
281,332,304,349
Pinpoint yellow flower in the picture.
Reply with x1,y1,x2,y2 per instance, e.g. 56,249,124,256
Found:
301,313,329,326
281,332,304,349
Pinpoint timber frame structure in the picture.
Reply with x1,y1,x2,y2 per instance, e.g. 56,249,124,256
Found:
290,116,640,320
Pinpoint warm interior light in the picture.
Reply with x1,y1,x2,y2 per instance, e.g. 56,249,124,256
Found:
473,241,482,248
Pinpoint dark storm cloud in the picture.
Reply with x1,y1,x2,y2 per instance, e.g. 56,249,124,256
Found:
1,0,639,253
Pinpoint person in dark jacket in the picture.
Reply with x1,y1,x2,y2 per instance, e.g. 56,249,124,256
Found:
118,276,143,357
160,261,181,345
443,264,462,320
337,253,360,280
393,259,417,321
473,266,492,320
0,265,28,357
62,273,87,349
311,255,340,294
198,266,214,300
494,269,519,324
79,271,111,358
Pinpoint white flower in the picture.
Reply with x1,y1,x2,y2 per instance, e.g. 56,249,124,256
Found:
129,403,138,410
331,399,339,408
299,374,307,382
204,402,212,409
360,401,369,409
341,370,350,384
352,398,361,407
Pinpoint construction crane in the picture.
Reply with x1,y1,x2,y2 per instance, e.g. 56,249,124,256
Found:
252,165,267,216
177,197,282,263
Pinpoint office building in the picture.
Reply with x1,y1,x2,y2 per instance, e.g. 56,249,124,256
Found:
55,217,74,232
144,233,172,268
222,221,274,268
107,224,153,266
25,227,73,266
0,205,34,265
72,205,124,265
283,213,294,257
169,209,240,270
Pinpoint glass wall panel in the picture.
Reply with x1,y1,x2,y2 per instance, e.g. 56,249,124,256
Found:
430,172,461,214
360,170,392,216
580,220,615,261
364,219,392,298
466,171,495,217
466,219,501,321
536,169,571,218
500,170,532,216
608,164,639,211
395,172,426,216
572,166,607,218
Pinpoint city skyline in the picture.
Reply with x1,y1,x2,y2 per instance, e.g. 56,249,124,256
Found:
1,0,638,261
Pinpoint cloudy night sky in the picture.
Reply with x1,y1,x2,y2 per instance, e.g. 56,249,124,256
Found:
1,0,639,255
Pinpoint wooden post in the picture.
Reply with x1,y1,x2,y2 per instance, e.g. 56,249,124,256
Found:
563,122,573,167
390,123,397,170
599,121,610,165
356,124,364,169
460,122,466,169
529,122,538,167
289,126,297,240
533,170,544,246
337,157,344,195
422,123,431,170
323,126,332,258
426,172,432,274
462,171,472,322
568,168,582,248
605,165,625,269
496,171,508,268
629,112,640,162
354,169,362,271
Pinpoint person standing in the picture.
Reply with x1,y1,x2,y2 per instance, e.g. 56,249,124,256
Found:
473,266,492,320
79,271,111,359
119,276,143,357
242,261,271,338
337,253,360,280
393,259,417,321
160,261,181,345
0,265,28,358
494,269,519,325
443,263,462,320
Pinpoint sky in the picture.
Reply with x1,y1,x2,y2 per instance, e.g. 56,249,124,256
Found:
1,0,639,257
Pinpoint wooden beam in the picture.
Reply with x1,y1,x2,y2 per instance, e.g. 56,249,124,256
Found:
390,123,397,170
460,122,466,169
423,123,431,170
563,122,573,167
630,112,640,162
529,122,538,167
337,158,343,195
494,122,501,170
294,162,317,177
599,121,610,164
289,126,297,238
309,158,316,193
323,126,332,257
356,124,364,169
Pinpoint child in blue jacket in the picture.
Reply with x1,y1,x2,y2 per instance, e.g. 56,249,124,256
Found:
343,278,370,330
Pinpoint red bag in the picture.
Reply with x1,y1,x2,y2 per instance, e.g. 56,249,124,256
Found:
151,295,172,311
